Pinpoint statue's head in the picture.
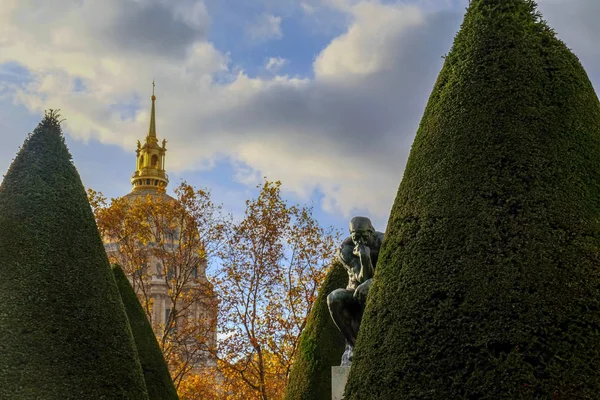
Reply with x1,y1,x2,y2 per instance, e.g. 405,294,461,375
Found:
349,216,375,246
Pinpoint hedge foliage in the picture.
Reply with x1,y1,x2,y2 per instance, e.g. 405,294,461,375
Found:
0,112,149,399
345,1,600,398
284,259,347,400
112,264,179,400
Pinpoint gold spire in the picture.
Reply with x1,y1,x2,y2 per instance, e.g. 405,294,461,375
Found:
130,82,169,192
148,80,157,139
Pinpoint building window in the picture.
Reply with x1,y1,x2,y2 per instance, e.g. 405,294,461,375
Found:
151,154,159,167
146,179,150,185
165,308,171,324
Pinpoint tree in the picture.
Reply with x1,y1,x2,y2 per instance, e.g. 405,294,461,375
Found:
214,180,340,400
0,111,148,398
346,1,600,398
88,183,225,386
112,264,179,400
284,259,347,400
89,179,339,398
177,368,222,400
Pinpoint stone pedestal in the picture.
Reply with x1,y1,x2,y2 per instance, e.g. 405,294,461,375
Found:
332,366,350,400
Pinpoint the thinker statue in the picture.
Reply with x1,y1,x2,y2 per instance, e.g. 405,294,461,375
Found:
328,216,384,366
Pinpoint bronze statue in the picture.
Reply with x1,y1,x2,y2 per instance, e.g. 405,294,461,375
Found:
328,216,384,366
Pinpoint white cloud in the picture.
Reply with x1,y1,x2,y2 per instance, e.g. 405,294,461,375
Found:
313,3,424,79
300,3,316,14
264,57,288,72
172,1,210,30
0,0,599,221
246,13,283,43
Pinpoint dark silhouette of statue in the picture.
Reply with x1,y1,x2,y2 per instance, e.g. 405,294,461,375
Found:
328,216,384,366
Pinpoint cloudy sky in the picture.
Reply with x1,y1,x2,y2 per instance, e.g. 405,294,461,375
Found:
0,0,598,233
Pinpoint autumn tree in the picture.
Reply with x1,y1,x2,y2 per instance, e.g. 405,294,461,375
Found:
214,180,339,400
88,182,226,386
177,368,223,400
89,179,339,399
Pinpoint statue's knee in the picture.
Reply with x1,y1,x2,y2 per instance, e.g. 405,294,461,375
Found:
327,291,336,307
327,289,345,308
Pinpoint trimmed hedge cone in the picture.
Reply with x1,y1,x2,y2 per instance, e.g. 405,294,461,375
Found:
345,1,600,399
112,264,179,400
285,259,347,400
0,112,149,399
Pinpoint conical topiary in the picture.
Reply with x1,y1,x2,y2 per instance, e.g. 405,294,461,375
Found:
0,111,149,399
112,264,179,400
345,1,600,399
284,259,347,400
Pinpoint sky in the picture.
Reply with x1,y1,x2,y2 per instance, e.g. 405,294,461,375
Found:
1,0,599,235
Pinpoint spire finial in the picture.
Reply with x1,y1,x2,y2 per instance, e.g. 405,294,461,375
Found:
148,82,157,137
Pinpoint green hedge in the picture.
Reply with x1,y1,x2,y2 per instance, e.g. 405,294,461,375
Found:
0,112,149,399
345,1,600,399
285,259,347,400
112,264,179,400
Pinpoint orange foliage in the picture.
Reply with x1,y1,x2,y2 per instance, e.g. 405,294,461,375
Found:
88,180,339,399
214,180,339,400
177,368,223,400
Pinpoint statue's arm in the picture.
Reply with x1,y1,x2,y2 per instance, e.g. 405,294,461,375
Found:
360,231,384,280
338,243,361,289
358,248,374,282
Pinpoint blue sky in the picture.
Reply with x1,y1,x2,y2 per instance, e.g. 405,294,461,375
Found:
1,0,599,235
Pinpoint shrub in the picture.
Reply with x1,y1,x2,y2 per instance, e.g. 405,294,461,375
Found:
285,259,347,400
112,264,179,400
345,1,600,398
0,111,149,399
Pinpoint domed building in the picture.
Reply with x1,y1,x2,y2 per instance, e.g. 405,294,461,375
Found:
103,84,217,372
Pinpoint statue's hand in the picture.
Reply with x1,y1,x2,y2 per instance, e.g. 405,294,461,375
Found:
353,279,372,304
353,243,370,258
